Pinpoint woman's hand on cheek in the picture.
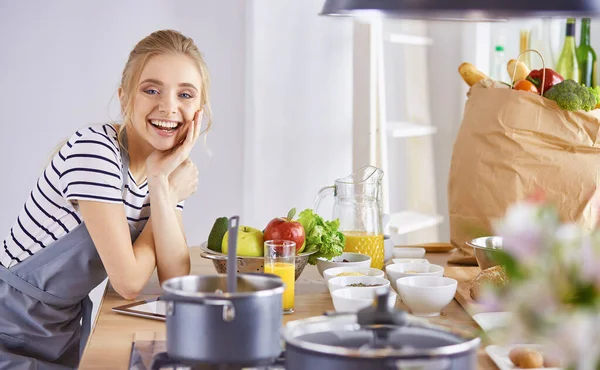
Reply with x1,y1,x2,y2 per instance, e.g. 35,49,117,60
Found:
168,158,199,203
146,110,202,181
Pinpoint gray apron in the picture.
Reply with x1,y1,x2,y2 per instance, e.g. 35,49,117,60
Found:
0,146,141,369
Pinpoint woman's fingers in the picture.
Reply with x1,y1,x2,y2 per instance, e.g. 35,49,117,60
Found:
174,113,198,159
193,110,203,143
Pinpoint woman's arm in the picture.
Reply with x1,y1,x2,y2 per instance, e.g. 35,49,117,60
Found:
145,111,201,284
79,201,156,300
148,175,191,284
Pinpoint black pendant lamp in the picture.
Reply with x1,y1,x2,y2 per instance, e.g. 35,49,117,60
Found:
320,0,600,20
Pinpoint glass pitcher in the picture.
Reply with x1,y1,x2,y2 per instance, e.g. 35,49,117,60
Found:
313,166,385,269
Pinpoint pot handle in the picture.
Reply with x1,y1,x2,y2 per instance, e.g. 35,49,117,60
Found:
162,294,236,322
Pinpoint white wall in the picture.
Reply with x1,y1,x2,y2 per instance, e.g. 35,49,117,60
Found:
243,0,353,227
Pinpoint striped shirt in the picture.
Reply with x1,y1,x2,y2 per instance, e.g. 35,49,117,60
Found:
1,124,184,268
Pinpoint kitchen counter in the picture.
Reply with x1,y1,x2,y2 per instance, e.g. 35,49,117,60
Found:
79,248,499,369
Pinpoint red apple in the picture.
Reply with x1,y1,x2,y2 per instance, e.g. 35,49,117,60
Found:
264,208,306,254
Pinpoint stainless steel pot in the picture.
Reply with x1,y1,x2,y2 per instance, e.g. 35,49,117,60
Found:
281,290,481,370
161,273,284,365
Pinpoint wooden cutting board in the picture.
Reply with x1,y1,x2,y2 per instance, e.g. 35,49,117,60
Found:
444,265,487,316
395,243,456,253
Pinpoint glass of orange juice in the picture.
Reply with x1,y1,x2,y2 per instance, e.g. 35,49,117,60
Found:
264,240,295,314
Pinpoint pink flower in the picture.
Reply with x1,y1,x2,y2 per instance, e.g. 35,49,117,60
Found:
476,288,503,313
494,203,546,262
580,237,600,287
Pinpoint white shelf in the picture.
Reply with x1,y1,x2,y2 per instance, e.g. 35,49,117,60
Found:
389,33,433,46
387,121,437,138
388,211,443,236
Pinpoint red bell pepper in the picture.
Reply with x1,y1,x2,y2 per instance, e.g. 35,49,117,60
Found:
526,68,564,95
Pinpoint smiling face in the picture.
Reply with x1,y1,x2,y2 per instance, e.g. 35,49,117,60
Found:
126,53,203,151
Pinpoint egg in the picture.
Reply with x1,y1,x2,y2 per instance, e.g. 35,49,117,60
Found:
509,347,526,365
519,349,544,369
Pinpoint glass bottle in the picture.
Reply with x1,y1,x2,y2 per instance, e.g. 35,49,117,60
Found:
556,18,579,81
576,18,597,87
492,45,507,82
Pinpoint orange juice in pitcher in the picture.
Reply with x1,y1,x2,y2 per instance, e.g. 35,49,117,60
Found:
314,166,386,270
344,231,384,269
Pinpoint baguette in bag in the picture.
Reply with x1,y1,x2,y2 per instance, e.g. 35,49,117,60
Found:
458,63,488,86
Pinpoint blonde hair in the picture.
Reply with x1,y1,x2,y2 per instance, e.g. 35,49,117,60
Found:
117,29,212,148
46,29,212,167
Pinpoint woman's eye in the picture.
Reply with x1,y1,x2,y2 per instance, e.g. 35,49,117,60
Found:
179,92,193,99
144,89,159,95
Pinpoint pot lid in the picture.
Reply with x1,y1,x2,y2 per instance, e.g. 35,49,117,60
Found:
282,289,480,359
282,313,480,359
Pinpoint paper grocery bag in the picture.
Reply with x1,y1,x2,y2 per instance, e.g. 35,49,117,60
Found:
448,86,600,265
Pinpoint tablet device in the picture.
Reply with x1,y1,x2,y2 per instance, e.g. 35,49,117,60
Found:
112,297,166,321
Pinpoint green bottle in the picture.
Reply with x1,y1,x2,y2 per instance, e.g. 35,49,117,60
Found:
556,18,579,81
577,18,597,87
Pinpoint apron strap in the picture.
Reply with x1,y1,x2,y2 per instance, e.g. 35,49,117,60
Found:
119,128,129,190
80,295,93,359
0,265,74,307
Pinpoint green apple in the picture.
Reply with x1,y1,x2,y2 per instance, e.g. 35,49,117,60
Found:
297,239,307,254
222,226,264,257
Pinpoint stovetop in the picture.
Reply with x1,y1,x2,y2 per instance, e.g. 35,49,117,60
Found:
127,333,285,370
142,351,285,370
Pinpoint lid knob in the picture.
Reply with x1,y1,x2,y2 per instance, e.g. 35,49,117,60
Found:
356,287,407,327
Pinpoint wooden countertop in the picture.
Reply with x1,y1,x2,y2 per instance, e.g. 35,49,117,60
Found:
79,248,499,369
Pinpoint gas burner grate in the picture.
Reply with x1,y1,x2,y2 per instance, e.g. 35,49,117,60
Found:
144,351,286,370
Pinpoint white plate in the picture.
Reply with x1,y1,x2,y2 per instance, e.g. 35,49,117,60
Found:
486,344,562,370
393,247,426,258
472,312,512,340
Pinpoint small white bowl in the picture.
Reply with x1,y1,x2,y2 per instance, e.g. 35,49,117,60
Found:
331,287,397,313
393,247,426,259
391,258,430,265
385,263,444,291
396,276,457,317
316,252,372,277
323,266,385,282
327,276,391,294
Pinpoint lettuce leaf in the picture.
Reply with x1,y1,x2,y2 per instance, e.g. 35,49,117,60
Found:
298,209,345,265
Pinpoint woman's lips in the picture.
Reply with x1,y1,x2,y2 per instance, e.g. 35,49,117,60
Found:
148,119,181,137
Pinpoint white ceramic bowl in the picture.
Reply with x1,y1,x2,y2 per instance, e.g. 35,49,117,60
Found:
323,266,385,282
391,258,430,265
393,247,426,259
331,287,398,313
396,276,457,317
316,252,372,277
385,263,444,291
327,276,391,294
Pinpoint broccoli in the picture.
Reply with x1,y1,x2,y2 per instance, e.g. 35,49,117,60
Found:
543,79,598,111
588,86,600,109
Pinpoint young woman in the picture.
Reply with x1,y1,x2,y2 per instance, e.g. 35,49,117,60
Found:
0,29,211,369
